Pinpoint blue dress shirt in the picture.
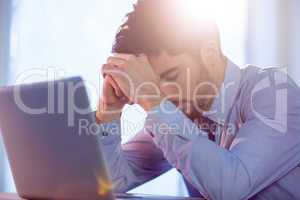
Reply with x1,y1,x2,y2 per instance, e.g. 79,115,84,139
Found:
99,60,300,200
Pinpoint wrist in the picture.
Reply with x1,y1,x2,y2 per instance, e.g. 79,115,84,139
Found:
140,95,165,112
96,111,121,124
96,100,122,123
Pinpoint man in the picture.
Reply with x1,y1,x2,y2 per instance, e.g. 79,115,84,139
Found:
96,0,300,199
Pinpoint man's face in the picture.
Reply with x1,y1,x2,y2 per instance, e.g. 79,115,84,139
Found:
148,51,216,119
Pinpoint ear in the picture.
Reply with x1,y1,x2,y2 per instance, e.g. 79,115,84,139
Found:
200,40,221,68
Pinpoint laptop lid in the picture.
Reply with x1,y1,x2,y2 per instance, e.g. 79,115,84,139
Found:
0,77,114,200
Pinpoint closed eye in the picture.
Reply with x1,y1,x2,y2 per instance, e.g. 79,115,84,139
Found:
160,67,180,81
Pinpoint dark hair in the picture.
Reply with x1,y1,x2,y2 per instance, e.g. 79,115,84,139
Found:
112,0,218,56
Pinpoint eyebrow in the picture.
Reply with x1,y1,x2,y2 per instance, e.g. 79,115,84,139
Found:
160,67,179,79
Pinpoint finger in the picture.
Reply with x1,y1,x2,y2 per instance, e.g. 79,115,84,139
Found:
102,64,132,101
101,64,113,77
103,76,130,105
100,64,108,78
102,63,121,76
112,53,136,61
119,95,130,105
106,75,122,97
107,56,127,68
102,77,115,104
102,64,128,84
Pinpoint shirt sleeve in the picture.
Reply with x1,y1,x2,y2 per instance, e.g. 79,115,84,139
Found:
144,75,300,200
98,118,172,193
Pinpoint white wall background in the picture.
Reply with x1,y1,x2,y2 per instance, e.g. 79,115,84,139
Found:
247,0,288,67
6,0,186,195
247,0,300,87
288,0,300,85
0,0,11,192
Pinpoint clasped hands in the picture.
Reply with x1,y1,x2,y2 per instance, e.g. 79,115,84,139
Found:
96,53,164,123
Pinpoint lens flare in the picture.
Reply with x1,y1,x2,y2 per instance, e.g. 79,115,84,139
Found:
183,0,218,20
179,0,233,22
97,176,113,196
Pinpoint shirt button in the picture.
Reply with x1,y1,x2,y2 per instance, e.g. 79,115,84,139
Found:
102,131,109,137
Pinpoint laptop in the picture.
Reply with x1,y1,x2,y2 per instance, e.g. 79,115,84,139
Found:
0,77,202,200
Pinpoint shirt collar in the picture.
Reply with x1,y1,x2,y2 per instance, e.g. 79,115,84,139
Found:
202,59,242,125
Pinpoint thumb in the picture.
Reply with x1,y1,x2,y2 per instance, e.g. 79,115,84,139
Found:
107,75,122,97
103,76,117,104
